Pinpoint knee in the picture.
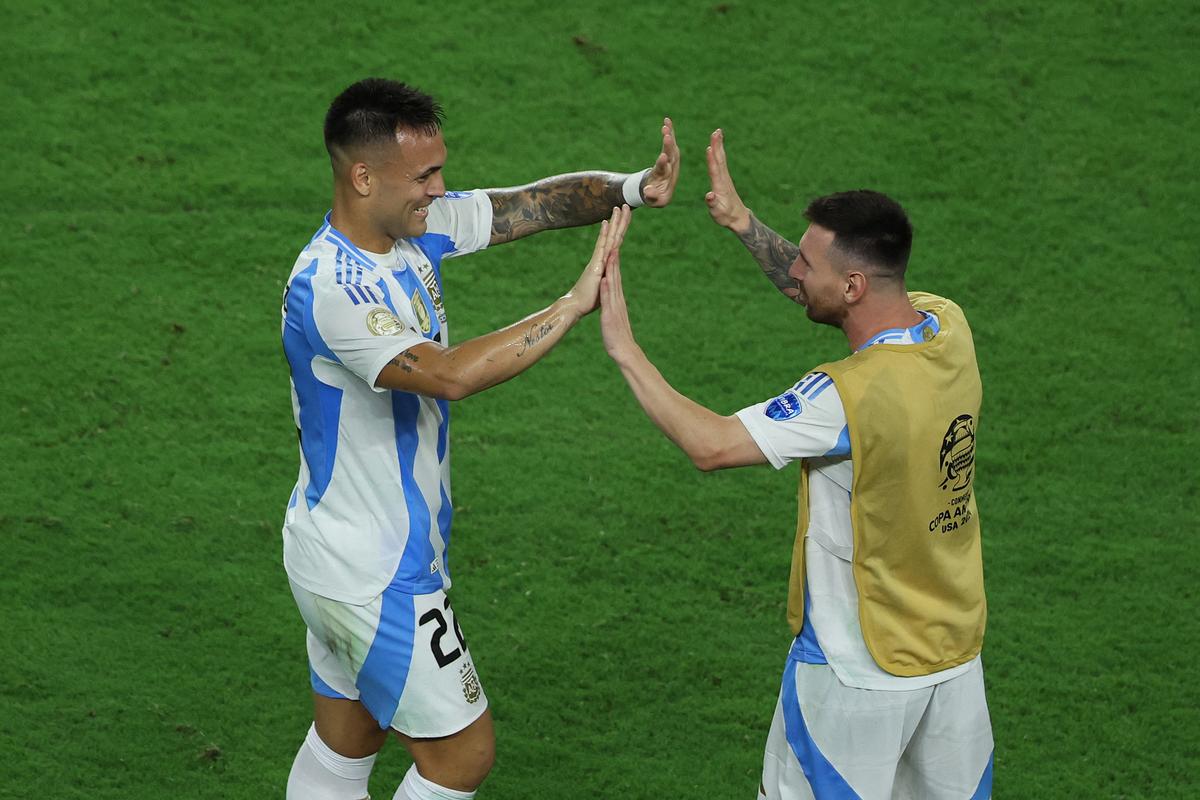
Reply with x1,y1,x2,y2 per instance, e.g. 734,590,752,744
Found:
444,709,495,789
410,745,493,794
458,735,494,788
403,722,495,792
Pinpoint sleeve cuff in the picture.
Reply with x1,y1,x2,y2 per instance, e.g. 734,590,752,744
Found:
366,337,430,393
734,408,789,470
471,189,492,251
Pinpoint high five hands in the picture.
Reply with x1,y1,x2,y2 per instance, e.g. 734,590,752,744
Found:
604,125,763,359
599,219,637,364
568,205,632,318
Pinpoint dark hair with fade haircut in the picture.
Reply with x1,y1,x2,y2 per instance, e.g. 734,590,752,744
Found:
323,78,444,158
803,190,914,278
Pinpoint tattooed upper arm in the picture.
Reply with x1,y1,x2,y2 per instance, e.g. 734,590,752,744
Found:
737,215,803,299
488,171,626,245
388,348,421,373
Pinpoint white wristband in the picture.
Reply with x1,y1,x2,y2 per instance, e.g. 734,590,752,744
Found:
622,169,651,208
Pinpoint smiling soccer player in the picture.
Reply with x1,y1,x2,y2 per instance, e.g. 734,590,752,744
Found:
596,130,994,800
278,78,672,800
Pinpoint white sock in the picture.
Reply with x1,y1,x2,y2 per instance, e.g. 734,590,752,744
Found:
392,764,476,800
287,723,377,800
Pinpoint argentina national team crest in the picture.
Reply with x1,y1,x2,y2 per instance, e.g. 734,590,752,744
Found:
765,390,804,420
410,289,432,334
420,268,447,324
459,661,481,704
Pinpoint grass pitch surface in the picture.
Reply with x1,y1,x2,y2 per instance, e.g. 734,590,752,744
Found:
2,1,1196,797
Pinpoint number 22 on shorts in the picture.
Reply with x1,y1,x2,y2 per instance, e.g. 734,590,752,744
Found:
419,596,467,668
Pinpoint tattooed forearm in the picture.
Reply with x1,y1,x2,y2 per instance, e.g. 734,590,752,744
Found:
488,172,628,245
389,349,420,373
737,214,803,299
517,320,557,357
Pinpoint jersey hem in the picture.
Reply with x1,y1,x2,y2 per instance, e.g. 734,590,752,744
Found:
284,557,449,605
283,556,390,605
824,652,980,692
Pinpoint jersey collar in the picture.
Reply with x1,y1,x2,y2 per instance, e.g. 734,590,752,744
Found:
857,311,940,351
320,211,384,269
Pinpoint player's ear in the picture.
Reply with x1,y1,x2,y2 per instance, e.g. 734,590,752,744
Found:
844,270,868,304
350,161,373,197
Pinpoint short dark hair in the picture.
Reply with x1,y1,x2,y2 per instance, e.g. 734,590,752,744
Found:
803,190,913,277
324,78,444,158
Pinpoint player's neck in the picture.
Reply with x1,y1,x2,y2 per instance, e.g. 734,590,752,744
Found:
842,291,923,351
330,195,396,255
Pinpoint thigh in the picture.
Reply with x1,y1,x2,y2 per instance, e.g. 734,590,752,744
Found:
895,659,993,800
292,582,489,739
761,660,932,800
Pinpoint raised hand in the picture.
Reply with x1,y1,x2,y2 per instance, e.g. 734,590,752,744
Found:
568,205,632,317
640,117,680,208
599,229,637,362
704,128,752,233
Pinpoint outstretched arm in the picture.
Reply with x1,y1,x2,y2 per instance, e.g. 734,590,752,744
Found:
377,206,632,399
599,245,767,472
704,129,802,302
736,215,803,302
487,118,679,245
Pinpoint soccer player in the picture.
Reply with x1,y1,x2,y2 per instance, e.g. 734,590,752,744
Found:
595,130,993,799
280,77,671,800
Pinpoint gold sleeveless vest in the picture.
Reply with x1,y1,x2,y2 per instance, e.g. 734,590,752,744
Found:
788,292,986,677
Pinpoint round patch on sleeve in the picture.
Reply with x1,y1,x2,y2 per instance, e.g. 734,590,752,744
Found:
366,307,407,336
765,390,804,420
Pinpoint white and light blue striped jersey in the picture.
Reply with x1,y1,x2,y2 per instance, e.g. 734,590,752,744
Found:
736,311,979,690
280,190,492,604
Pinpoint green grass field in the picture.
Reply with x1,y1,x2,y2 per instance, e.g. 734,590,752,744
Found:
2,1,1197,797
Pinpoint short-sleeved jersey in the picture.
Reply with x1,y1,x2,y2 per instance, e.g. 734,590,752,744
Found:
736,312,980,691
280,190,492,604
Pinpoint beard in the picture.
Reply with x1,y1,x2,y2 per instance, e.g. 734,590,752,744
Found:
803,298,843,328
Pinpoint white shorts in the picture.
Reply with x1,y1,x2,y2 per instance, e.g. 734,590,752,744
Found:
760,656,993,800
289,579,488,738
